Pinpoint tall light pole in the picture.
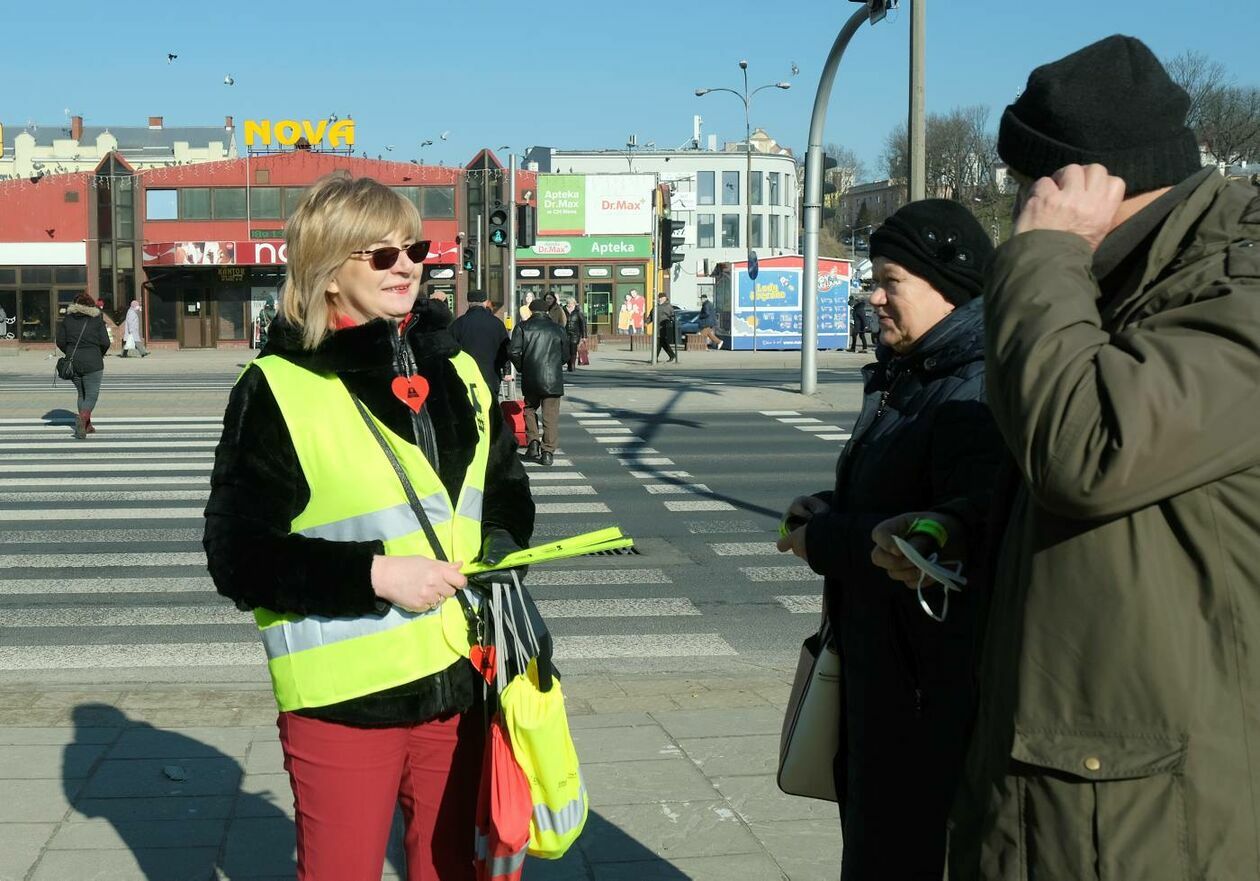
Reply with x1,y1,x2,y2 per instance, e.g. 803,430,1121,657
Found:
908,0,926,200
801,1,896,396
696,65,790,351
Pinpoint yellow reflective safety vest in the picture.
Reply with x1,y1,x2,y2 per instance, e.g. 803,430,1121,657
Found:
248,352,492,712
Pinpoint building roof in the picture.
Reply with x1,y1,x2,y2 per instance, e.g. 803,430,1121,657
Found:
2,123,234,157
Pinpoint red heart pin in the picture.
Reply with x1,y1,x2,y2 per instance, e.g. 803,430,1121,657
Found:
469,644,497,684
391,375,430,413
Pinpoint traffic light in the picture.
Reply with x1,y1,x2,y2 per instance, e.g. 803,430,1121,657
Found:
516,204,536,248
461,246,476,273
488,202,509,248
660,217,685,269
822,154,839,197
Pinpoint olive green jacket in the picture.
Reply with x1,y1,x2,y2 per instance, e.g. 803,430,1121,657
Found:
953,172,1260,880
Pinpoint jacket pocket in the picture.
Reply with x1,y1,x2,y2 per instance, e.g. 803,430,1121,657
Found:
1011,729,1191,881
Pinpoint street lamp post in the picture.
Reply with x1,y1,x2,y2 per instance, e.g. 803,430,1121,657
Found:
696,65,790,352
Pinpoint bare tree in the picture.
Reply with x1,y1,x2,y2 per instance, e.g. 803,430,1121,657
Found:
823,143,867,194
1166,50,1229,132
1199,86,1260,167
883,106,997,200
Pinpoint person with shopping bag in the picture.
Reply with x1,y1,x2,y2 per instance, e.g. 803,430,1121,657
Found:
203,172,535,881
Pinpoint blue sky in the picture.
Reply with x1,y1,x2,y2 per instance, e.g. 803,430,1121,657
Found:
6,0,1257,180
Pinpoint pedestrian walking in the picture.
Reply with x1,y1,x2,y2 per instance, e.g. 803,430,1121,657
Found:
203,172,534,881
846,293,871,353
449,289,510,397
776,199,1005,880
696,293,723,349
257,295,277,349
56,293,111,439
510,298,570,466
648,293,677,362
564,297,587,371
934,36,1260,881
121,300,149,358
541,291,567,326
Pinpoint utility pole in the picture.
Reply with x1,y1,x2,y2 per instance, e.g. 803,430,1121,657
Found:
474,213,483,290
802,1,896,396
908,0,927,201
506,153,517,331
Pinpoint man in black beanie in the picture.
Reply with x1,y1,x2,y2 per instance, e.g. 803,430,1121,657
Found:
951,35,1260,880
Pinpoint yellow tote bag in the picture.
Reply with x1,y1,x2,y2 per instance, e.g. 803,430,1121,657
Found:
501,659,587,858
490,579,588,858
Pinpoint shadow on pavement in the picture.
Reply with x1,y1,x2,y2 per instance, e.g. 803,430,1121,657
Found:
65,704,686,880
41,408,77,425
65,704,399,879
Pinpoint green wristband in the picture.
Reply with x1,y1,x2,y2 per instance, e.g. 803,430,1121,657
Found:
907,517,948,549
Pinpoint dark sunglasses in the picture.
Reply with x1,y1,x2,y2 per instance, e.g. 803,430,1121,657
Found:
349,240,431,271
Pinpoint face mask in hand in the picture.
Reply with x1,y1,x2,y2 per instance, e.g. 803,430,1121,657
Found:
892,535,967,623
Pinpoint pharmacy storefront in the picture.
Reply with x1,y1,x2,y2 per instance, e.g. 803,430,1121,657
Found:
517,173,656,336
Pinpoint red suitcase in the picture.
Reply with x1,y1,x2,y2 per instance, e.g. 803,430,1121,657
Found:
500,399,527,448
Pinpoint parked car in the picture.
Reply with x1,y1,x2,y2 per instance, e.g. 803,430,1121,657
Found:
677,309,701,335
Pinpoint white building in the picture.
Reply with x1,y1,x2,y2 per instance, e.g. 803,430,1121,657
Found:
0,116,238,181
527,138,800,309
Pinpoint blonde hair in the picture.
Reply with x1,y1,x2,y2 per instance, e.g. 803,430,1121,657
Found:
280,172,422,350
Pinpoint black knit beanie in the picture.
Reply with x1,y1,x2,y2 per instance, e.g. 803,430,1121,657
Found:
999,35,1201,193
869,199,994,306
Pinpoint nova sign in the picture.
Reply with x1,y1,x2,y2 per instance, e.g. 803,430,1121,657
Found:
243,119,355,148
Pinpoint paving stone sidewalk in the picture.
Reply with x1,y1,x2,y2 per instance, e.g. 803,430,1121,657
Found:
0,668,841,881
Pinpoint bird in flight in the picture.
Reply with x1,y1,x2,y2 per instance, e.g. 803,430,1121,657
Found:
791,62,799,76
224,75,235,86
167,53,178,63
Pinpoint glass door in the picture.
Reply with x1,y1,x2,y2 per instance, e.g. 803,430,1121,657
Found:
583,283,613,335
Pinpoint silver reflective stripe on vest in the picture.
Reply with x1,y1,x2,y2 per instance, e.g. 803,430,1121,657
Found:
297,493,452,543
457,486,484,522
260,603,439,660
475,834,528,877
532,783,587,836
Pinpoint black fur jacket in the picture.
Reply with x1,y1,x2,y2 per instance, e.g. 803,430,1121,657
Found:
203,299,535,726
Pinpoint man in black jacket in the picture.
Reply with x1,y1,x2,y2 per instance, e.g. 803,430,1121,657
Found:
563,297,587,371
449,290,509,398
509,299,571,465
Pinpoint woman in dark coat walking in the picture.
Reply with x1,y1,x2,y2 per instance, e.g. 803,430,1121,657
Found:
563,297,587,371
56,293,111,439
776,200,1006,880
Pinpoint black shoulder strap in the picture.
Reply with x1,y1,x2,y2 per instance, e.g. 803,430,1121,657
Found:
349,393,448,564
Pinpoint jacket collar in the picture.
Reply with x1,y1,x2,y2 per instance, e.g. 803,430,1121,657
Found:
876,296,985,376
66,303,100,318
264,298,459,374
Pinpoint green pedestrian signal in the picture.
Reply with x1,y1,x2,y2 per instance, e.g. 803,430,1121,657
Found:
488,203,509,248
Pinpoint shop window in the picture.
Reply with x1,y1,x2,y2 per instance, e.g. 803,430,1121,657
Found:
751,215,764,248
518,267,544,279
0,291,15,339
250,188,282,218
422,187,456,219
722,171,739,205
616,266,642,278
0,268,15,284
583,266,611,278
550,266,579,279
116,248,134,270
698,214,715,249
283,187,308,218
750,173,763,206
393,187,421,212
146,189,178,220
55,266,86,285
148,284,178,341
180,188,211,220
218,286,250,341
697,171,715,206
721,214,740,248
770,215,782,249
24,267,54,284
213,188,247,220
18,290,51,341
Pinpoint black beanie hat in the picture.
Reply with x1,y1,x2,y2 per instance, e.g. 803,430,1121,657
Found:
999,35,1201,194
869,199,994,306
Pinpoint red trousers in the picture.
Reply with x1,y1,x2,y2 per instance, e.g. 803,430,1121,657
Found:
277,711,484,880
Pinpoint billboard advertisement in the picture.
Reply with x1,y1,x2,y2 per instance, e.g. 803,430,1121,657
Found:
537,174,654,237
726,256,851,351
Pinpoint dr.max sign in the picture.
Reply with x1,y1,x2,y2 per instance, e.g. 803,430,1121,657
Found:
243,119,355,148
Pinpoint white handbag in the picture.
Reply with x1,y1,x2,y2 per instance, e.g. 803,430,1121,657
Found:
123,333,136,352
777,611,841,802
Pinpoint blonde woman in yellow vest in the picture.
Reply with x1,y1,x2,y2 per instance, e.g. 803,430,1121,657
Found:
203,173,535,880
